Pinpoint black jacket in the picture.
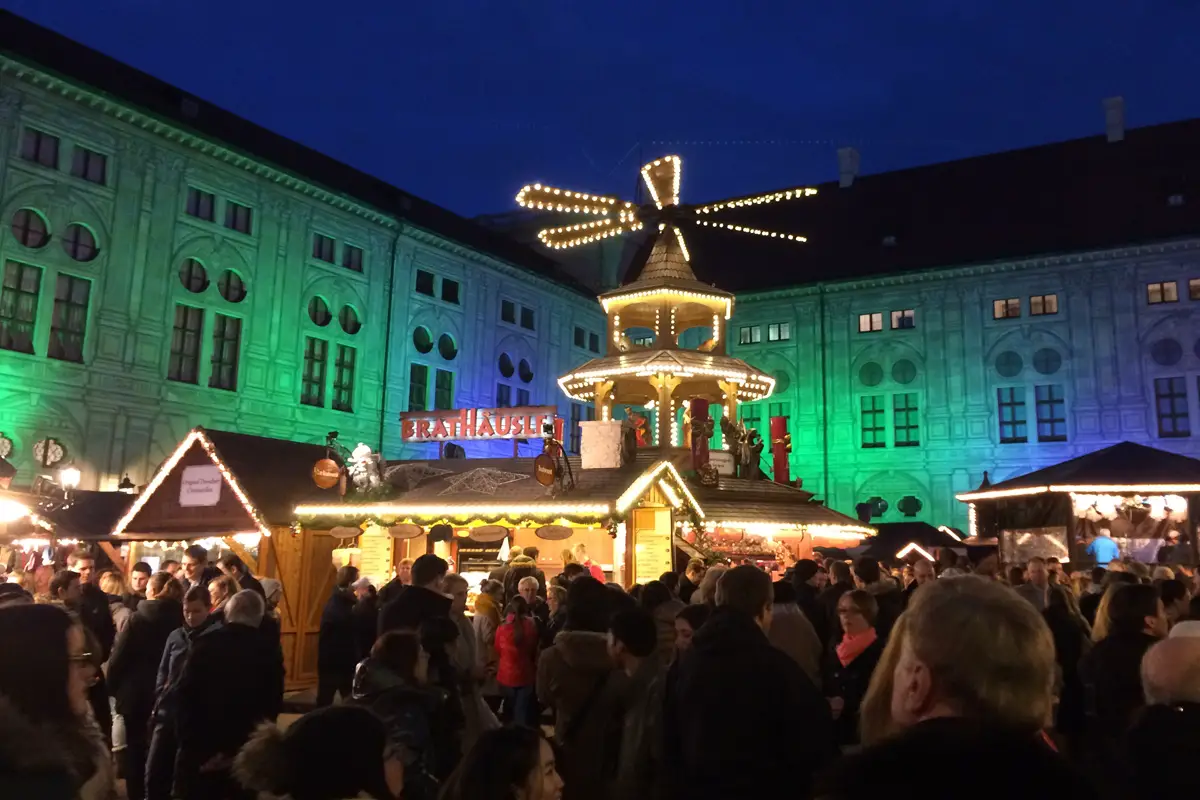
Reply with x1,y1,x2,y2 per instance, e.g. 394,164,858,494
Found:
107,598,183,723
1079,631,1159,744
76,583,116,660
817,580,855,640
814,718,1097,800
176,622,284,758
380,585,454,637
664,607,836,800
179,565,221,597
237,572,265,596
1125,702,1200,796
352,658,454,784
823,634,885,746
353,594,379,661
792,580,831,647
318,588,359,675
1043,606,1090,736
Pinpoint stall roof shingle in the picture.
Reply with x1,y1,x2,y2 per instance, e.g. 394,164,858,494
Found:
972,441,1200,495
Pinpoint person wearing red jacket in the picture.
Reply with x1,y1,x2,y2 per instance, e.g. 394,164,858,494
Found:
573,543,605,583
495,597,539,726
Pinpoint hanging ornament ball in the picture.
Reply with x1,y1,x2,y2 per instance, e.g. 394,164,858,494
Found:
312,458,341,489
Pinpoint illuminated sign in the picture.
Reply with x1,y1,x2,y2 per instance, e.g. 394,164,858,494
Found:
400,406,563,443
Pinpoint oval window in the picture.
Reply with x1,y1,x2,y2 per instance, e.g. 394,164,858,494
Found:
179,259,208,293
412,326,433,353
499,353,515,378
218,270,246,303
518,359,534,383
308,296,332,327
11,208,49,248
339,305,361,335
438,333,458,361
62,223,98,262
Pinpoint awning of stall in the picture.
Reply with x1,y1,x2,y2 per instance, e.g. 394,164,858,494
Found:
112,428,340,540
861,521,963,561
293,452,704,529
42,490,134,539
956,442,1200,502
689,477,875,542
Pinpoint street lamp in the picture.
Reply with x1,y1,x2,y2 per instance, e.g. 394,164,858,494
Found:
118,474,136,494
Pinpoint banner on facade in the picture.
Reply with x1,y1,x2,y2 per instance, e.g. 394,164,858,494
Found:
400,406,562,443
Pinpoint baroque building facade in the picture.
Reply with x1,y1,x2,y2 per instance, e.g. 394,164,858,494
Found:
0,12,604,492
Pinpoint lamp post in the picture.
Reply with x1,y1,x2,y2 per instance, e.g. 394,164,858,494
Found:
118,474,136,494
59,464,81,500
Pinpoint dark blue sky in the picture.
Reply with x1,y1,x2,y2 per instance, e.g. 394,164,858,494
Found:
6,1,1198,217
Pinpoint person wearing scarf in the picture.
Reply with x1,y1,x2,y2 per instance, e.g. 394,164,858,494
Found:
824,589,886,747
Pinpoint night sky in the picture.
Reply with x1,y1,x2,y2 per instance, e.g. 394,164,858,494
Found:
5,1,1197,217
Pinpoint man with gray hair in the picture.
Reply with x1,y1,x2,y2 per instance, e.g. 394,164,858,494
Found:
174,590,282,798
1125,637,1200,794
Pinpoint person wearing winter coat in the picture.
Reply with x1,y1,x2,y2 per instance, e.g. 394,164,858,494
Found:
473,579,504,707
852,558,905,640
1042,586,1091,746
106,572,184,800
1124,637,1200,796
640,580,686,667
352,578,379,661
444,575,498,751
768,580,823,686
352,630,452,796
666,567,836,800
318,566,361,706
537,576,624,800
145,585,218,800
174,590,284,799
216,553,265,597
496,597,539,726
609,609,665,800
0,603,113,800
823,589,884,747
790,560,832,647
234,705,405,800
542,585,568,649
505,550,548,601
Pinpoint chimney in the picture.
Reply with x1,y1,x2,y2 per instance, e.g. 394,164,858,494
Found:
1104,97,1125,143
837,147,860,188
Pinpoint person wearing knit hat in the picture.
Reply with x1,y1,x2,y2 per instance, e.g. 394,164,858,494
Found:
234,705,404,800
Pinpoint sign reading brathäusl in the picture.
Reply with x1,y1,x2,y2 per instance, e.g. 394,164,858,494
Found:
400,406,562,443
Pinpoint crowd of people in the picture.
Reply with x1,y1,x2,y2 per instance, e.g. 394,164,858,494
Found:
3,537,1199,799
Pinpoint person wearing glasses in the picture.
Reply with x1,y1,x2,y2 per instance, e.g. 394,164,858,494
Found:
0,603,114,799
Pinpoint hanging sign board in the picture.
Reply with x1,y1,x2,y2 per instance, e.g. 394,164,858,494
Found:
400,406,562,443
179,465,222,507
312,458,341,489
533,454,556,486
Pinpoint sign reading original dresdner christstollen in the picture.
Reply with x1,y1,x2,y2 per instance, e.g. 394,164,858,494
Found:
400,406,562,443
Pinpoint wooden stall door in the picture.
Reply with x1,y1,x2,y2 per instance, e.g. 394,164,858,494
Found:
268,529,337,689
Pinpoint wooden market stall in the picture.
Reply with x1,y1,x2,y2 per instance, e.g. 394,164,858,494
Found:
957,441,1200,565
108,427,349,689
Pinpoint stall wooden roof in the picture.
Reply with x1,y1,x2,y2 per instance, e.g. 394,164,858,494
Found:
690,477,874,533
958,441,1200,502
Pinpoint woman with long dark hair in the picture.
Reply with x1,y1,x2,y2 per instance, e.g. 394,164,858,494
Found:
0,603,113,799
439,726,563,800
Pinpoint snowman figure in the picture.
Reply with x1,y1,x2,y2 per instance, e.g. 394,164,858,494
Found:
349,443,383,491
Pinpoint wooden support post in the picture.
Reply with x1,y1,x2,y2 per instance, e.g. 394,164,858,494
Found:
224,537,260,575
98,541,128,577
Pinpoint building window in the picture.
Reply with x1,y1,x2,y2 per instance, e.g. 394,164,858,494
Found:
1035,384,1067,442
338,305,360,335
738,326,761,345
415,269,435,296
0,262,41,354
588,332,600,353
20,128,59,168
891,309,916,329
1029,294,1058,315
48,275,91,363
185,188,215,222
632,334,654,347
333,244,359,272
179,259,208,293
301,337,328,406
997,387,1028,444
224,201,253,235
61,224,98,262
209,314,241,391
11,208,49,249
767,322,790,342
520,307,536,331
496,383,512,407
574,326,586,348
893,393,919,447
993,298,1020,319
70,147,107,185
517,388,530,406
569,404,582,453
1155,377,1190,438
312,234,336,263
1190,278,1200,301
441,278,460,304
768,401,787,421
501,299,516,324
333,345,356,412
434,369,454,410
858,313,883,333
308,297,332,327
218,270,246,303
167,305,204,384
1147,281,1179,304
409,363,428,411
740,406,762,434
860,395,886,448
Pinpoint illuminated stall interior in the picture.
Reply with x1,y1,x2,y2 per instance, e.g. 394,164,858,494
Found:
106,427,351,689
957,441,1200,564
